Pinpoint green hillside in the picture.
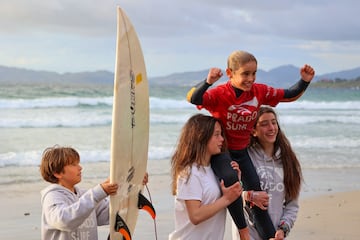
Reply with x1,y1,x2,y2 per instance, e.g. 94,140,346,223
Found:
312,77,360,89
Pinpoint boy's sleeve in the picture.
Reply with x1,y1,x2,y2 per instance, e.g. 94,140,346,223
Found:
95,197,110,226
43,184,108,231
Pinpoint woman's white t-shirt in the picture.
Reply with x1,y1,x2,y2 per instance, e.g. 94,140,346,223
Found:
169,164,226,240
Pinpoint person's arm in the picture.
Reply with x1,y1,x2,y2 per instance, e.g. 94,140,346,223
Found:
95,197,110,226
186,80,211,105
274,198,299,239
281,79,310,102
186,68,223,105
95,178,119,225
43,185,108,230
281,64,315,102
185,180,242,225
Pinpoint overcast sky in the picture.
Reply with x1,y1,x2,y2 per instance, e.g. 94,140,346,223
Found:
1,0,359,77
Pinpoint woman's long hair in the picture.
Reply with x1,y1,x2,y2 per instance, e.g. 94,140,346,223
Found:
250,107,303,200
171,114,227,195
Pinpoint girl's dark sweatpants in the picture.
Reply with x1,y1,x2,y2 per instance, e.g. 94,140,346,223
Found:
211,150,276,239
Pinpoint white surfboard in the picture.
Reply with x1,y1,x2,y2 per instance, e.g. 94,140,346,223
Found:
109,7,154,240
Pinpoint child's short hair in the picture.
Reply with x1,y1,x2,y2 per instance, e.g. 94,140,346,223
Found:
227,50,257,72
40,145,80,183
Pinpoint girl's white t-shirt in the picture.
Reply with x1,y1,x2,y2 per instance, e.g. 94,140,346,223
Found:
169,164,226,240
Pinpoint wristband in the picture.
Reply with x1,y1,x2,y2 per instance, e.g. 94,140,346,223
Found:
246,191,252,202
246,191,254,207
278,221,290,237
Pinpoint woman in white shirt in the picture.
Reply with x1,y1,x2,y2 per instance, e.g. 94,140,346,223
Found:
169,113,243,240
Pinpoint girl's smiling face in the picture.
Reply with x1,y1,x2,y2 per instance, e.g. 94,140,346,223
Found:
227,60,257,91
252,112,279,147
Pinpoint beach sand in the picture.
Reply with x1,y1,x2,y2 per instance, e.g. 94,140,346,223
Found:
288,190,360,240
1,161,359,240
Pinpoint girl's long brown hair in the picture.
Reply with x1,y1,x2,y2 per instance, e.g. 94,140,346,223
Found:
171,114,227,195
250,107,303,200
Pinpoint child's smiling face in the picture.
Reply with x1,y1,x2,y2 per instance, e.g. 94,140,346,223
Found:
228,60,257,91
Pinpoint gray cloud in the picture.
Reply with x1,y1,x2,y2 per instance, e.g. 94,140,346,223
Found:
0,0,359,76
1,0,358,40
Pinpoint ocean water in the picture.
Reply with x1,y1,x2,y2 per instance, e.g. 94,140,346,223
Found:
1,83,360,189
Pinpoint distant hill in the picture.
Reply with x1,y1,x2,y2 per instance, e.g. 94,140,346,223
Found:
1,64,360,88
148,69,211,87
316,67,360,81
148,67,294,87
149,65,360,88
256,65,300,87
0,65,113,85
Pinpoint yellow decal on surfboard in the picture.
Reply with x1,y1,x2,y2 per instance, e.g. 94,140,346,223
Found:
136,73,142,85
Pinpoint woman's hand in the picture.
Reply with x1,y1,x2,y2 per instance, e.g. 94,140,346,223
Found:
273,229,285,240
251,191,270,210
220,180,242,204
230,160,241,182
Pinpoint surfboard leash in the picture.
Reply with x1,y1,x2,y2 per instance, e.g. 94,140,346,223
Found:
144,184,158,240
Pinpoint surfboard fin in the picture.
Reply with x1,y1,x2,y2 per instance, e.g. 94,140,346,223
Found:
138,192,156,219
114,212,132,240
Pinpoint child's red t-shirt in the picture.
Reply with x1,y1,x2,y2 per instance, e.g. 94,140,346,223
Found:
198,81,284,149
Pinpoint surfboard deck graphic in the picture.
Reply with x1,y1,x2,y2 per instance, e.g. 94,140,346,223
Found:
109,7,155,240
